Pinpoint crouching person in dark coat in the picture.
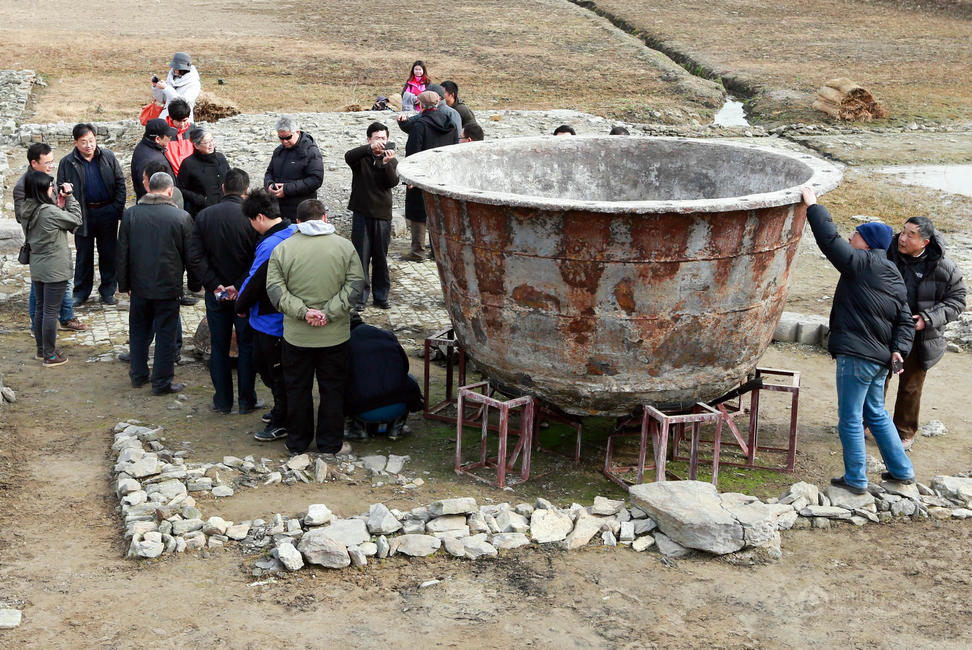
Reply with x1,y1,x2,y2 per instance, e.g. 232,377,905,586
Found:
117,171,192,395
343,313,424,441
802,187,915,494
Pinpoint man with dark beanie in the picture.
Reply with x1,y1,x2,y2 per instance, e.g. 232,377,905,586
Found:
885,216,966,450
801,187,915,494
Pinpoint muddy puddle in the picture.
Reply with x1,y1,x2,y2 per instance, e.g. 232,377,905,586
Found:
875,164,972,198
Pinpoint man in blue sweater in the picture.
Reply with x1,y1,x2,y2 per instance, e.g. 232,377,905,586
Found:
236,189,296,441
802,187,915,494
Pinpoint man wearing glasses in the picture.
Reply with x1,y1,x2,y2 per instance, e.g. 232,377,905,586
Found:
263,116,324,222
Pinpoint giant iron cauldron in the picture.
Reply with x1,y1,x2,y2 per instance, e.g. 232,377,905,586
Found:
398,136,842,415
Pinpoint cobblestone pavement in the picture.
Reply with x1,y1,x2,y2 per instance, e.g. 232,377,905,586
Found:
0,238,451,357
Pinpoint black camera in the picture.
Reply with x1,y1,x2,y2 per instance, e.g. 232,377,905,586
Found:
385,141,396,150
58,183,72,195
152,75,159,83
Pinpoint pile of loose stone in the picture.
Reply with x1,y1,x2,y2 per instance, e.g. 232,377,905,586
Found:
113,420,971,570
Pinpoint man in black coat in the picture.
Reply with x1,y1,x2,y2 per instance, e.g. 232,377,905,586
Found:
345,121,399,309
885,216,966,450
343,314,424,441
56,123,126,305
802,187,916,494
401,91,458,261
117,171,192,395
187,168,260,414
131,118,176,201
263,115,324,221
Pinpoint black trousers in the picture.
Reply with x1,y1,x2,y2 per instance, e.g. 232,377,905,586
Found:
32,280,67,358
254,329,288,427
350,212,391,305
129,296,180,391
282,340,350,454
73,206,119,302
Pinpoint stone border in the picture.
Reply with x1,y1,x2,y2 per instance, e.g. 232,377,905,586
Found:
111,421,971,570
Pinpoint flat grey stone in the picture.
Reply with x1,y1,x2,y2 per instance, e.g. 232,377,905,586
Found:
359,541,378,556
275,542,305,571
812,517,831,529
654,532,692,557
619,521,635,542
601,530,617,546
403,520,425,534
222,455,244,468
203,517,228,536
0,609,23,629
1,386,17,403
172,518,204,535
798,505,852,519
463,533,498,559
778,481,819,509
426,515,468,533
367,503,403,535
630,481,745,554
321,518,370,547
428,497,478,517
211,485,234,497
385,454,409,475
950,508,972,519
928,506,952,520
529,509,573,543
443,536,465,557
491,532,531,550
361,454,387,473
919,420,947,437
314,458,328,482
591,495,625,516
632,535,655,552
187,477,213,492
391,534,441,557
824,485,875,510
467,511,489,534
305,504,334,527
226,523,250,540
286,454,311,471
534,497,554,510
632,518,657,535
891,499,918,517
880,480,920,500
495,510,529,533
122,490,147,507
298,529,351,568
376,535,390,558
931,476,972,505
853,508,880,523
126,455,163,478
514,503,535,517
563,511,601,550
348,545,368,567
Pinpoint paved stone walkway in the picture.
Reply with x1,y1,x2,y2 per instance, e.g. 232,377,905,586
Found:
0,240,451,356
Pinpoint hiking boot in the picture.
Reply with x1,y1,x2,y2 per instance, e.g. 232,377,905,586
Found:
100,294,118,306
179,292,199,306
880,471,914,485
261,411,273,424
321,441,352,459
152,382,185,395
42,351,69,367
830,476,868,495
374,300,390,310
239,398,267,415
344,419,367,441
59,318,89,331
254,425,287,442
400,252,425,262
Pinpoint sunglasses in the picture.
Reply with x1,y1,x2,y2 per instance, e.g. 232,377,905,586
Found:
278,133,295,141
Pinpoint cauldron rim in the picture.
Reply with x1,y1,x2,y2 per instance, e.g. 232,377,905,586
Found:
398,135,842,213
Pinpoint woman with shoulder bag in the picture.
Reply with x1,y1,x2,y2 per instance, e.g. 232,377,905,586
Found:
21,171,83,366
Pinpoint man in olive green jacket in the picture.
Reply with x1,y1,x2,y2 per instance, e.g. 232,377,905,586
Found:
267,199,364,456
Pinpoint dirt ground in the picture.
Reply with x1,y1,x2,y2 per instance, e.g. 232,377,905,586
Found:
576,0,972,125
2,0,971,647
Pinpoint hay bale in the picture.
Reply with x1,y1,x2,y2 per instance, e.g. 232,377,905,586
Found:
344,104,363,112
192,92,240,123
814,78,887,121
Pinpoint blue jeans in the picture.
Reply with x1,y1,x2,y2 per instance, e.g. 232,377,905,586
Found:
29,277,75,329
205,293,256,412
836,355,914,488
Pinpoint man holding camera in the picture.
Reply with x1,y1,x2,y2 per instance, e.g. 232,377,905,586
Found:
344,122,399,310
56,123,127,306
264,115,324,222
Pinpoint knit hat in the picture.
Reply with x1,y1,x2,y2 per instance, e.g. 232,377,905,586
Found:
417,91,440,109
855,222,894,251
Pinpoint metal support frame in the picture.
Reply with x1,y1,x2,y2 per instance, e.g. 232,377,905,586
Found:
603,403,726,490
672,367,801,472
456,381,535,488
423,328,467,423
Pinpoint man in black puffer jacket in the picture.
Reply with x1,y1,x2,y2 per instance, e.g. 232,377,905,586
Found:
802,187,915,494
263,115,324,221
131,119,176,201
401,90,458,261
885,216,966,450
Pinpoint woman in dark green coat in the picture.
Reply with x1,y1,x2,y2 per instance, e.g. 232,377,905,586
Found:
21,171,82,366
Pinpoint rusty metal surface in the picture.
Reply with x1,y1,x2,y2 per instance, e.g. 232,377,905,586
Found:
399,137,841,415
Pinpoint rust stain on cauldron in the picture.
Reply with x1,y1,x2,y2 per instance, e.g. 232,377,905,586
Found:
513,284,561,311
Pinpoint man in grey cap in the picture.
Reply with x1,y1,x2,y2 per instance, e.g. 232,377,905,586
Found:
131,118,176,201
152,52,202,121
396,83,461,137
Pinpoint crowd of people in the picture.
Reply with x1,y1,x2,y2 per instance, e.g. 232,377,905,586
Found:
13,53,965,471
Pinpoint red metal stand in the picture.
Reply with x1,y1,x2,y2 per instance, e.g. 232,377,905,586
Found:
456,381,535,488
603,403,726,490
672,367,801,472
423,328,467,423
